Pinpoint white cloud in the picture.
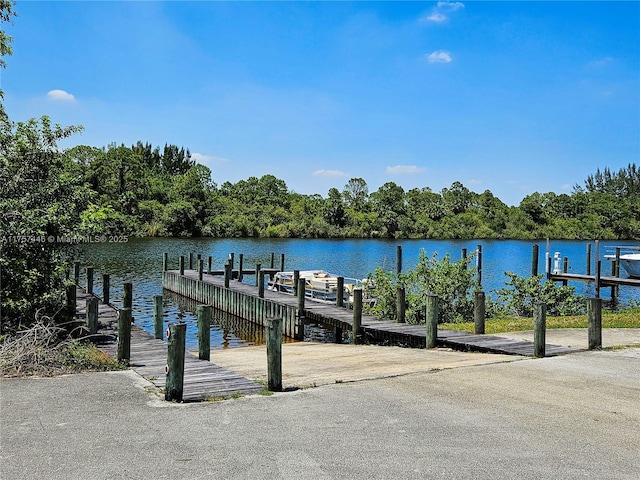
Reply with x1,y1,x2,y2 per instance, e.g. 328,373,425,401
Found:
313,169,348,177
47,89,76,102
424,12,447,23
438,1,465,11
426,50,452,63
386,165,426,174
191,152,229,163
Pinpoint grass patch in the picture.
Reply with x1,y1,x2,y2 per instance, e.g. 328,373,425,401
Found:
441,309,640,334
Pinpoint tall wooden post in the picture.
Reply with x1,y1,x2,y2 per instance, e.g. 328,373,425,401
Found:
255,263,261,287
533,301,546,358
270,252,275,269
336,276,345,308
207,256,212,275
266,316,282,392
293,270,300,295
562,257,569,286
163,252,168,272
229,253,235,271
198,259,204,281
123,282,132,310
74,261,80,284
189,252,194,270
595,260,601,298
462,248,467,259
197,305,212,361
396,286,406,323
352,288,362,345
396,245,402,274
86,267,94,294
224,261,231,288
65,284,76,321
531,244,539,277
296,277,306,341
86,297,98,335
238,254,244,282
476,244,483,287
474,290,485,334
165,322,186,402
586,243,592,276
425,294,438,349
102,274,110,305
258,271,265,298
153,295,163,339
587,297,602,350
117,308,132,363
280,253,285,272
179,256,185,276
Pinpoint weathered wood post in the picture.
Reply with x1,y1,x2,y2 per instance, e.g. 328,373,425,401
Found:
280,253,285,273
595,260,601,298
586,243,592,276
462,248,467,259
197,253,201,268
335,326,343,343
86,266,94,294
117,308,132,363
229,253,235,271
189,252,194,270
65,283,76,321
476,244,483,287
86,297,98,335
531,244,539,277
238,254,244,282
587,297,602,350
425,294,438,349
165,322,186,402
562,257,569,286
179,256,185,276
474,290,485,334
207,256,212,275
163,252,168,272
352,288,362,345
297,277,305,313
255,263,261,287
74,261,80,284
123,282,132,310
198,259,204,281
102,274,110,305
396,245,402,274
153,295,163,340
224,261,231,288
336,276,345,308
270,252,275,269
396,286,406,323
266,316,283,392
197,305,212,361
293,270,300,295
533,301,546,358
258,271,265,298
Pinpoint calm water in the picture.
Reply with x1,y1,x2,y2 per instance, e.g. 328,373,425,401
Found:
75,238,639,349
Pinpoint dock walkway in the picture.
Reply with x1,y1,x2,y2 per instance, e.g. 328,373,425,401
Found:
75,287,262,401
168,271,579,357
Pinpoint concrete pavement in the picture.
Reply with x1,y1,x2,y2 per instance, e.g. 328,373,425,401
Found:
1,347,639,479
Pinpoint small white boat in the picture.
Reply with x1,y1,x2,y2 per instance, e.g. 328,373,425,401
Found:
604,246,640,278
268,270,365,303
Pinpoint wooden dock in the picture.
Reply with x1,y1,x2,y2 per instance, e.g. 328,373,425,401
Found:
549,272,640,288
164,270,579,357
75,288,263,401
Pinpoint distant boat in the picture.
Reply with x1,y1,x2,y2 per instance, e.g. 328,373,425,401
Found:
267,270,366,303
605,246,640,279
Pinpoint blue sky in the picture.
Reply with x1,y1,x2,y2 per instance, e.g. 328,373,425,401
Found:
3,1,639,206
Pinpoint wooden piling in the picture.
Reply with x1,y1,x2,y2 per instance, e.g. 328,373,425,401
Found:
396,245,402,274
531,244,539,276
117,308,132,363
258,271,265,298
586,243,592,276
595,260,601,298
123,282,132,310
352,288,362,345
153,295,163,340
474,290,485,334
266,316,283,392
297,277,305,314
102,274,110,305
207,256,212,275
165,322,186,402
476,245,483,287
198,259,204,281
197,305,212,361
229,253,235,270
280,253,285,273
189,252,194,270
425,294,438,349
224,261,231,288
270,252,275,269
562,257,569,286
293,270,300,295
86,297,98,335
86,266,94,294
587,297,602,350
336,276,344,308
163,252,168,272
533,301,546,358
238,254,244,282
179,256,185,276
462,248,467,259
255,263,261,287
74,261,80,284
65,283,76,321
396,286,406,323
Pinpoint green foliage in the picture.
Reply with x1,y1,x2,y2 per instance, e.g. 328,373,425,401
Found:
364,250,477,324
493,272,586,317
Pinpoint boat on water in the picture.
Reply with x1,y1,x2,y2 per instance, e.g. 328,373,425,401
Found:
604,246,640,278
267,270,367,303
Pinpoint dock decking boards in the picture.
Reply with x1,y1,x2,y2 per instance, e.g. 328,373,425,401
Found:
75,288,262,401
165,270,580,357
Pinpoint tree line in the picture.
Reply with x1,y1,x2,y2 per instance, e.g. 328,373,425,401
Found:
68,142,638,240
